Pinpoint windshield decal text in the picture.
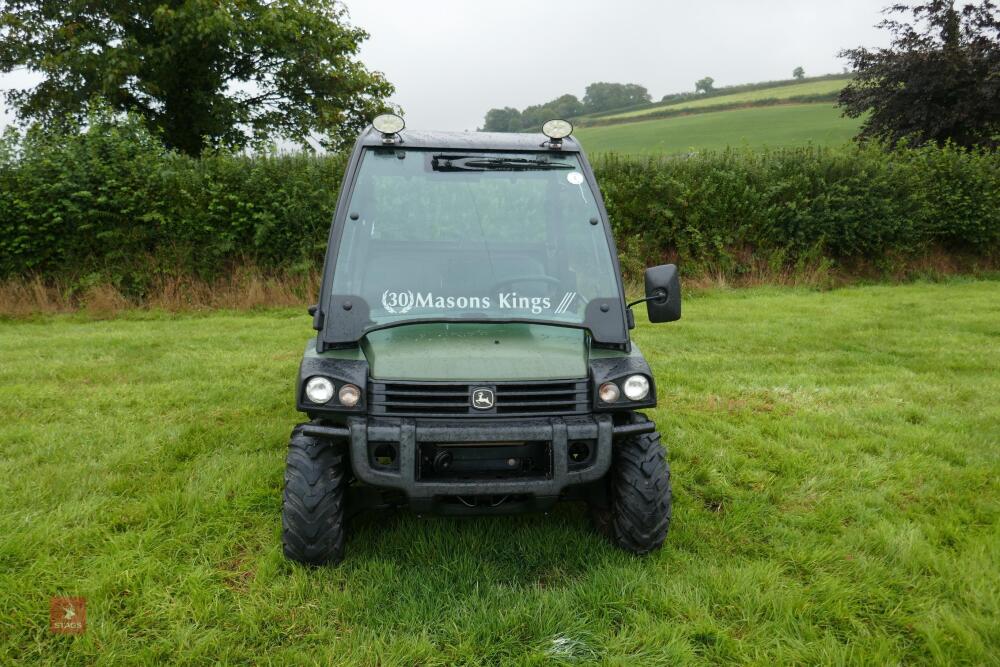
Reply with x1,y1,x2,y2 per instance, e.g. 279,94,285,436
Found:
381,289,576,316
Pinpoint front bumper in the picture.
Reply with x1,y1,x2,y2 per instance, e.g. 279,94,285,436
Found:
301,415,652,513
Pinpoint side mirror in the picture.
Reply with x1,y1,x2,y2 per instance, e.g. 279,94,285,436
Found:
643,264,681,323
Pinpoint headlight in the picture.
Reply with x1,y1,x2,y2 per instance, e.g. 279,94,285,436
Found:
623,375,650,401
598,382,621,403
305,377,335,404
338,384,361,407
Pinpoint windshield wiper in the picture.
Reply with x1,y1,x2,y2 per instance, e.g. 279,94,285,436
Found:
432,155,575,172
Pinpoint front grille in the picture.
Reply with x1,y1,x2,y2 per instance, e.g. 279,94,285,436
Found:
368,379,589,417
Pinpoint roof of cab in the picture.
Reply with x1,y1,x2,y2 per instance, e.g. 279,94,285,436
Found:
357,126,582,152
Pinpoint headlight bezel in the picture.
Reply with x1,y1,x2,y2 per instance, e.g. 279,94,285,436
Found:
297,355,368,416
595,374,652,405
303,376,366,409
591,357,656,411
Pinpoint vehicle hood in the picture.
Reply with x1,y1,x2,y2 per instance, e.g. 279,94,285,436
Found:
360,322,588,381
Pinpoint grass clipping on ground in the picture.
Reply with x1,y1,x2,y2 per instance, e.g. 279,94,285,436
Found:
0,281,997,663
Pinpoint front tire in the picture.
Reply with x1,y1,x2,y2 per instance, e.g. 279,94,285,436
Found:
281,427,348,565
591,413,672,554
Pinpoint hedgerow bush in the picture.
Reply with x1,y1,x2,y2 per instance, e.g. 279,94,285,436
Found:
0,113,997,293
0,113,346,292
595,144,1000,276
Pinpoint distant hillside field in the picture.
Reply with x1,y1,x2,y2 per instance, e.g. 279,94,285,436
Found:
575,103,862,155
598,77,851,121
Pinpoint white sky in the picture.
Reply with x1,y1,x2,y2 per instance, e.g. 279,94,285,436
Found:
0,0,892,133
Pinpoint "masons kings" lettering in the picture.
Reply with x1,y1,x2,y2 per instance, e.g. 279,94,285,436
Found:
381,290,563,316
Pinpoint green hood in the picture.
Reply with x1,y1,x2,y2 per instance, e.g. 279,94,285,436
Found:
360,322,588,381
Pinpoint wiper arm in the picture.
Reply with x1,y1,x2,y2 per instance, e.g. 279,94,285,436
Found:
432,155,575,172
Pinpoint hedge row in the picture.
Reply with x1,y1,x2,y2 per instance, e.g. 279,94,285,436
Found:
597,145,1000,275
0,117,346,290
1,115,997,291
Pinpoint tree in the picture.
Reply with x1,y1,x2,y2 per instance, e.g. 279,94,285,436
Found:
482,107,523,132
543,93,585,121
519,104,551,132
793,66,805,80
520,94,584,130
582,82,651,113
0,0,395,155
839,1,1000,148
695,77,715,94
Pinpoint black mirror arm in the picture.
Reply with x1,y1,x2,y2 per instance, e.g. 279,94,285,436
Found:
626,289,667,310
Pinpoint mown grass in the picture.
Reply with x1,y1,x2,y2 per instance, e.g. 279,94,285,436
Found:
601,78,851,120
1,281,998,664
576,104,862,155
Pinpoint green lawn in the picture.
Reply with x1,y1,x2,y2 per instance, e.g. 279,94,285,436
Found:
576,103,862,155
1,281,998,664
602,78,851,120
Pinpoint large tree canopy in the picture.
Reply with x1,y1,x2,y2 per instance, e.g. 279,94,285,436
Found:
839,1,1000,148
481,106,522,133
0,0,395,155
520,94,584,130
582,82,650,113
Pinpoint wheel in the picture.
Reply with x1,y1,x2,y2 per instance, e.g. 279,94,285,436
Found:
589,413,672,554
281,427,348,565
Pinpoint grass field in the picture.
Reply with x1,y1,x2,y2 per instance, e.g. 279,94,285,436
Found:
600,78,851,120
2,281,998,664
575,103,862,155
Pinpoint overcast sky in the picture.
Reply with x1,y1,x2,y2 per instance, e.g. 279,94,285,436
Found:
0,0,892,133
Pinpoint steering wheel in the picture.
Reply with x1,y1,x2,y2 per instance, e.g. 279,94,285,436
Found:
490,275,562,294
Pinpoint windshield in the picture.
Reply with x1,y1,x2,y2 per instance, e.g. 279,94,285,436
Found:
330,149,621,332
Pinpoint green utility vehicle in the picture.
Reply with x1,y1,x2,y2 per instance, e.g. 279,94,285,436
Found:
283,115,681,565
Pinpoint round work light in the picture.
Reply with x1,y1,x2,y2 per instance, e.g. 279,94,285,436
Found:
372,113,405,135
541,119,573,139
305,377,335,404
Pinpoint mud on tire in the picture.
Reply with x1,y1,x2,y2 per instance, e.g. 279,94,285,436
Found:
281,427,348,565
591,413,672,554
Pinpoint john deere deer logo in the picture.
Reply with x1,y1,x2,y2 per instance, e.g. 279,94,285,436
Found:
471,388,495,410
